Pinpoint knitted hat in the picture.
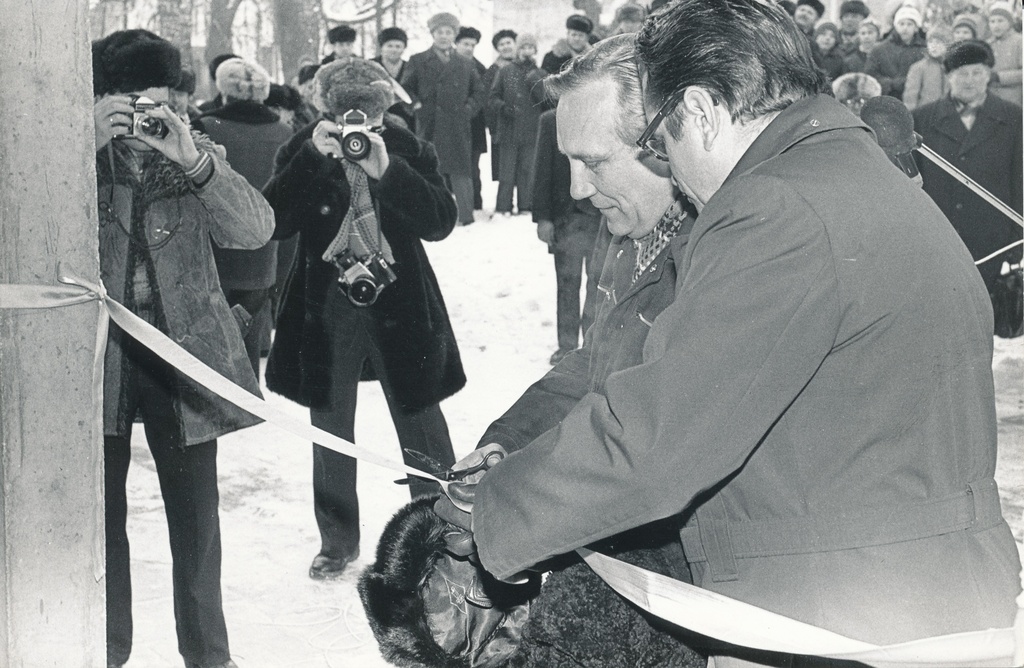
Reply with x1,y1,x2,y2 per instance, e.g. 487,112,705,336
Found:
926,24,954,46
315,58,394,118
215,58,271,103
987,1,1015,23
327,24,357,45
797,0,826,19
517,33,539,50
893,5,923,28
614,3,647,25
839,0,870,18
456,26,482,43
492,29,518,49
92,29,181,96
377,27,408,46
566,14,594,34
943,38,995,72
815,22,840,39
952,12,982,38
427,12,460,33
860,17,883,36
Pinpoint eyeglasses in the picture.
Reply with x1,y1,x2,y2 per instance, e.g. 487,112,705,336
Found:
636,89,683,161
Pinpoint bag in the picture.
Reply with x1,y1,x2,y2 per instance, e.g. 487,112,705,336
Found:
358,496,539,668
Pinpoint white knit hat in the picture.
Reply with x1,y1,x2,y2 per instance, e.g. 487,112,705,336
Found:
893,5,923,28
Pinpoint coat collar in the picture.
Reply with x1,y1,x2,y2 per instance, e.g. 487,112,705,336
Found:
728,95,870,182
200,99,282,125
925,94,1015,155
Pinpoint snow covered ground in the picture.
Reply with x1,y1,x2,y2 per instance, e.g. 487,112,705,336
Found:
117,201,1024,667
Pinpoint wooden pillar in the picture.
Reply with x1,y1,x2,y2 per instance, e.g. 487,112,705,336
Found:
0,1,105,666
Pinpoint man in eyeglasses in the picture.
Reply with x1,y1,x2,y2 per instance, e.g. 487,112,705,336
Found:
445,1,1021,667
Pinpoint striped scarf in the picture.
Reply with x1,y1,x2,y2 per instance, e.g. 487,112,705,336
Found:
322,160,394,265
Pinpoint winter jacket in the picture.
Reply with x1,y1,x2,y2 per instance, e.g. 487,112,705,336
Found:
483,57,513,134
841,47,870,74
473,95,1021,647
902,55,950,110
817,46,845,82
531,109,599,228
541,39,591,76
198,100,294,291
262,119,465,413
401,48,485,177
913,94,1023,296
865,31,926,98
98,135,274,445
988,30,1023,106
469,57,489,154
489,58,545,149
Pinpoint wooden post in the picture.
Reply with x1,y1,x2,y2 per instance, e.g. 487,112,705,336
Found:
0,1,105,666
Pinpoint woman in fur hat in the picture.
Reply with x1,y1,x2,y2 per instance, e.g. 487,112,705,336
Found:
92,29,274,668
262,58,465,581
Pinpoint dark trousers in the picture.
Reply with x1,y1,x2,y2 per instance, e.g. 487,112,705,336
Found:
553,221,603,352
105,345,229,667
496,142,536,213
472,148,485,210
444,173,476,224
309,290,455,559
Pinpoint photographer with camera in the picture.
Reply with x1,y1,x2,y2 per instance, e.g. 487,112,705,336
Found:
92,30,274,668
262,58,465,581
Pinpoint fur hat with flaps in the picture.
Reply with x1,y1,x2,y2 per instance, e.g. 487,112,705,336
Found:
944,38,995,72
314,58,395,118
358,496,538,668
427,12,460,34
92,29,181,96
215,58,271,103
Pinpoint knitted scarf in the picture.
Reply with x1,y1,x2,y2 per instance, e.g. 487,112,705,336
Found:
322,160,395,265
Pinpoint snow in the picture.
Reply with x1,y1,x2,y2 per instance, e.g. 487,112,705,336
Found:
119,189,1024,667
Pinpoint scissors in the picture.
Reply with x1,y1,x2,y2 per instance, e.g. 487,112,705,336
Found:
395,448,505,485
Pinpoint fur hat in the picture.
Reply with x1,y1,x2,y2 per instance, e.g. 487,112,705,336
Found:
614,3,647,25
327,24,357,45
952,12,983,38
215,58,271,103
517,33,539,50
92,29,181,96
378,27,408,46
893,5,923,28
315,58,394,118
987,1,1015,23
266,83,303,111
797,0,826,19
566,14,594,34
427,12,460,34
297,64,320,86
358,496,538,668
832,71,882,104
456,26,482,44
926,24,954,46
174,67,196,95
944,38,995,72
492,29,518,49
839,0,870,18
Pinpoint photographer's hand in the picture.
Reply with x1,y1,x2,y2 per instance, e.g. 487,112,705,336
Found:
311,120,344,159
134,105,201,169
353,130,390,180
93,94,135,151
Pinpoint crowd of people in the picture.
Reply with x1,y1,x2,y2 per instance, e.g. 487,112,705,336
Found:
88,1,1021,667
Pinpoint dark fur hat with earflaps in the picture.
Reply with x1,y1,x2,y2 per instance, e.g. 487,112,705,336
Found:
92,29,181,97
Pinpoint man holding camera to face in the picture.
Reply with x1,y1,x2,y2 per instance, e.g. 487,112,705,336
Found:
262,58,465,582
92,30,274,668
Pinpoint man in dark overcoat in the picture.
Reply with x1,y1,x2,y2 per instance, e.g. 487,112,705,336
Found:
455,26,489,213
401,12,485,224
262,59,465,580
914,39,1023,337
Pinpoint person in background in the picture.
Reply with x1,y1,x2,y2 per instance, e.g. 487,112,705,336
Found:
197,52,239,113
904,24,953,110
197,57,294,377
609,2,647,35
986,1,1023,105
842,17,881,73
913,39,1023,337
541,14,594,75
402,12,485,225
485,29,518,187
169,66,204,127
793,0,825,45
265,83,306,132
92,29,274,668
489,33,544,217
295,63,322,126
837,0,871,56
832,70,883,113
814,22,845,81
953,11,983,42
371,27,416,131
455,26,489,214
865,4,927,98
322,24,357,65
263,58,464,580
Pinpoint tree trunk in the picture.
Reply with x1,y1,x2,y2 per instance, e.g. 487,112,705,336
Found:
274,0,322,85
155,0,194,63
207,0,239,68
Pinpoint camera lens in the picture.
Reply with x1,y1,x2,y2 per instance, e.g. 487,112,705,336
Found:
137,116,169,138
342,132,370,161
346,277,379,306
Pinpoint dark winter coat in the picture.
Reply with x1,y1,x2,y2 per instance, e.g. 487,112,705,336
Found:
531,109,599,232
489,58,545,150
483,57,513,134
841,47,869,74
474,95,1021,646
97,135,275,445
198,100,294,291
865,31,927,98
469,57,488,154
913,94,1023,294
401,48,485,178
262,119,465,413
817,46,845,82
370,56,417,132
540,39,590,76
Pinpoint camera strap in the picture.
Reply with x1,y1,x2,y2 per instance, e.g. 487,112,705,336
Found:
321,160,394,265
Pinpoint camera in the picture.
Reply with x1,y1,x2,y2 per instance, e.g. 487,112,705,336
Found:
332,248,397,307
330,109,373,161
114,95,169,139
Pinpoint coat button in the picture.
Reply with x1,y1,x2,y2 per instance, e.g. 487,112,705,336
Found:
616,249,624,258
320,205,331,215
955,203,963,210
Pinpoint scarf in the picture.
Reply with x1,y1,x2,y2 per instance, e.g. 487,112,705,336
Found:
322,160,395,265
632,199,688,283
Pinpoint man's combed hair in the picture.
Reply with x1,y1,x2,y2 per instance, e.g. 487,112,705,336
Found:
636,0,828,127
542,34,649,146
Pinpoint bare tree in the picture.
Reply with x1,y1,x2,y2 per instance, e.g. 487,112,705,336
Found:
274,0,323,84
207,0,240,66
154,0,195,62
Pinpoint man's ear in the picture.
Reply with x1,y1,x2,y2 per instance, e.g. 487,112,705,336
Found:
680,86,723,152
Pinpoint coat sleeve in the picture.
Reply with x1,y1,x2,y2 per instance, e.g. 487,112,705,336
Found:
467,63,486,118
198,142,275,249
262,135,342,240
488,66,508,118
372,139,458,242
531,113,556,223
471,174,842,580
